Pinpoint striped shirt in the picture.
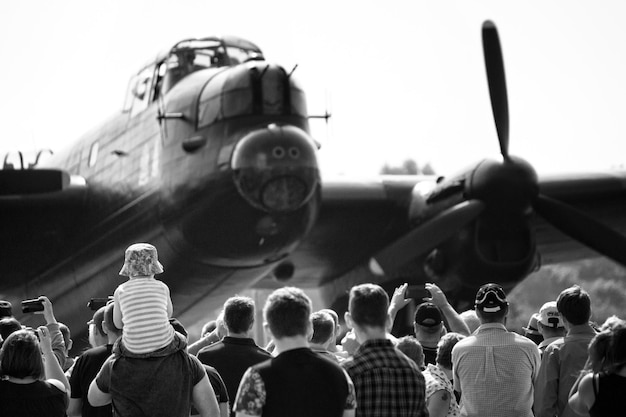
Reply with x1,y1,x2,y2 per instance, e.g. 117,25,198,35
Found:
114,277,174,354
452,323,540,417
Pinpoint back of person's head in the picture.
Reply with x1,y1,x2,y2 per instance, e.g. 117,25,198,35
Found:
348,283,389,329
414,302,444,335
609,323,626,372
588,330,613,373
436,332,466,370
103,302,121,335
58,322,72,352
556,285,591,325
223,296,255,334
600,315,624,332
474,283,509,323
459,309,480,333
0,330,44,379
310,311,335,345
264,287,312,339
396,336,424,368
0,317,22,344
319,308,340,330
0,300,13,319
92,306,106,337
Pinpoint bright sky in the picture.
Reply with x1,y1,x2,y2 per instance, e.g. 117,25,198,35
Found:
1,0,626,176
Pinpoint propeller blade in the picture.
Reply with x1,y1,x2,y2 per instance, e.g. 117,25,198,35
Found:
370,200,485,275
534,194,626,266
482,20,510,160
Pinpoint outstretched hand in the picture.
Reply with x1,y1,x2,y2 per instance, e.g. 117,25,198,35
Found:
390,283,412,311
425,283,448,308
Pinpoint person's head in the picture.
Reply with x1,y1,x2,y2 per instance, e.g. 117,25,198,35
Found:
103,302,122,338
119,242,164,277
346,283,389,330
459,309,481,333
310,311,335,346
600,315,624,332
522,313,543,345
87,307,107,348
0,317,22,345
396,336,424,369
0,330,44,379
587,330,613,373
556,285,591,326
436,332,466,370
0,300,13,319
263,287,312,340
223,296,256,335
319,308,341,336
414,302,444,336
58,322,73,354
537,301,565,339
474,283,509,324
609,323,626,372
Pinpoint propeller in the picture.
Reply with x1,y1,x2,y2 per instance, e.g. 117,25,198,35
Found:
482,21,510,161
370,20,626,276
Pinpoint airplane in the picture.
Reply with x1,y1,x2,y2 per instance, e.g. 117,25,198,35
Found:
2,22,626,349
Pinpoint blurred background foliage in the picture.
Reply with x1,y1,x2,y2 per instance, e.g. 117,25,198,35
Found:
507,258,626,333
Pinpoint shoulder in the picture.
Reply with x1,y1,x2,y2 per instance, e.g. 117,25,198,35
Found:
453,334,477,351
197,341,225,357
45,379,68,394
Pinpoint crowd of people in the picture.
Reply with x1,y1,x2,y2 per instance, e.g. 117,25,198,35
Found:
0,242,624,417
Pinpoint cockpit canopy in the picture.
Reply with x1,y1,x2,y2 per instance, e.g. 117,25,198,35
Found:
124,36,264,116
161,37,264,94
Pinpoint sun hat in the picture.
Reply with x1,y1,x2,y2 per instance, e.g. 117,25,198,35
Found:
119,243,164,277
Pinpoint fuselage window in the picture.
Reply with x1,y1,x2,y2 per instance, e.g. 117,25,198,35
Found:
88,142,99,167
129,66,154,118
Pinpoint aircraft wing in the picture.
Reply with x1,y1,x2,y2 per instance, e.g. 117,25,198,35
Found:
253,170,626,298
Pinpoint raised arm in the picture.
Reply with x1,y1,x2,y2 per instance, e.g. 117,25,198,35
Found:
426,283,470,336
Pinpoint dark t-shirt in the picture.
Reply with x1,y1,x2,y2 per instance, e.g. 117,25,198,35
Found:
197,336,271,414
234,347,356,417
422,344,438,366
589,373,626,417
95,349,205,417
69,344,113,417
0,379,68,417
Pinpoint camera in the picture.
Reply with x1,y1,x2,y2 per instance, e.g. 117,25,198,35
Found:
87,297,112,311
405,285,431,301
21,299,44,313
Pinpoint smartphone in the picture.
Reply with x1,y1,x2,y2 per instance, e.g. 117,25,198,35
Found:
21,299,44,313
406,285,431,301
87,297,112,311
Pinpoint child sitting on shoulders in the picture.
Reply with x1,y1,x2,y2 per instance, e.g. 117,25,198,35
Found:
113,243,176,354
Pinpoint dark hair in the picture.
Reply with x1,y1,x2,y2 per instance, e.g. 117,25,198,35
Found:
264,287,312,339
557,285,591,325
436,332,466,370
310,311,334,344
0,330,44,379
319,308,340,328
0,317,22,343
223,296,255,334
58,323,71,349
92,307,106,337
348,284,389,328
103,302,121,334
396,336,424,368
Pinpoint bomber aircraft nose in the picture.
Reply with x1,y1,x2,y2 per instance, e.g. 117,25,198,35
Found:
231,124,319,213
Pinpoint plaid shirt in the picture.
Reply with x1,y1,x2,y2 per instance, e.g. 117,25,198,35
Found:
342,338,428,417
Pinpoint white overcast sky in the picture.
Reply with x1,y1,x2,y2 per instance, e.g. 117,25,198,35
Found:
1,0,626,176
